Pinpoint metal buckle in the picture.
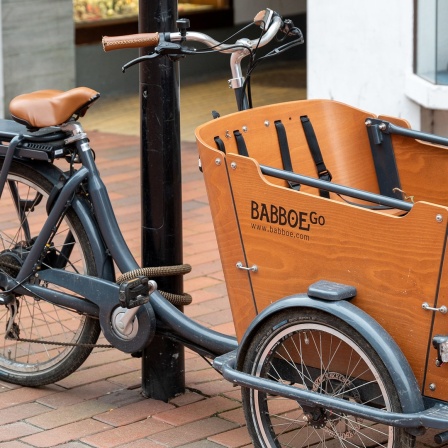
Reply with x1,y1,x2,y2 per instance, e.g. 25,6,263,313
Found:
318,170,332,182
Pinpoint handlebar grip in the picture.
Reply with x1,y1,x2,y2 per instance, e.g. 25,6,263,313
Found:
253,10,267,25
102,33,159,52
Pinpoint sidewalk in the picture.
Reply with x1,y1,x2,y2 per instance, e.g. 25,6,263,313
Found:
0,132,248,448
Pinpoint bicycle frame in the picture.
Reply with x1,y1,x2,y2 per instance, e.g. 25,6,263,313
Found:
0,120,237,356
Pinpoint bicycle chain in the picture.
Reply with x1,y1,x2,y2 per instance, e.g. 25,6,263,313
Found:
6,320,112,349
1,263,192,349
3,310,113,348
11,335,112,349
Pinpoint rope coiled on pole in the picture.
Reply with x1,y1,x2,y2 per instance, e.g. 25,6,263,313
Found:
116,264,193,306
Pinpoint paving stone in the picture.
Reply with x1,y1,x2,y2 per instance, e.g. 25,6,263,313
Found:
218,407,246,426
55,359,139,389
80,349,131,370
148,417,238,447
20,419,112,447
36,380,122,409
116,440,166,448
194,379,239,397
184,276,222,293
0,402,51,425
0,422,41,442
0,387,60,410
210,321,236,337
185,367,223,386
184,356,213,372
178,441,224,448
81,418,172,448
94,398,174,426
153,396,239,427
55,443,94,448
107,370,142,388
169,391,204,407
208,426,253,448
25,400,112,430
97,387,146,407
196,308,234,327
222,389,242,403
0,381,21,391
0,441,37,448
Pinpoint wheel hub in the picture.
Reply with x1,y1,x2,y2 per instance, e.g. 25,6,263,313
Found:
308,371,362,438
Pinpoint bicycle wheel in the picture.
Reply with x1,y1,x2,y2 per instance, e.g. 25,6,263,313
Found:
0,159,101,386
242,309,415,448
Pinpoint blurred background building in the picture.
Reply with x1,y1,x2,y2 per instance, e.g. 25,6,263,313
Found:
0,0,446,135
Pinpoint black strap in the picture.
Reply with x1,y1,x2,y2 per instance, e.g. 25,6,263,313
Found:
300,115,331,198
233,130,249,157
365,119,402,199
214,136,226,154
274,120,300,190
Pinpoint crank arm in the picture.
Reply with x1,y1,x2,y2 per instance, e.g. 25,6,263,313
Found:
32,269,156,353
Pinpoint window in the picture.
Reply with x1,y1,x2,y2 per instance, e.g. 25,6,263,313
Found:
415,0,448,85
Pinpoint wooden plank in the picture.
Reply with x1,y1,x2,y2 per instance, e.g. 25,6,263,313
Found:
380,114,448,208
423,241,448,402
197,141,257,339
226,153,447,388
196,99,448,389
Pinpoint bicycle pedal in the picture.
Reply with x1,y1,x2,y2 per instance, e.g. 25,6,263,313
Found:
118,276,154,309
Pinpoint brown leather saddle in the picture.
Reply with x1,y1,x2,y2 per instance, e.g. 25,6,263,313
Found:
9,87,100,130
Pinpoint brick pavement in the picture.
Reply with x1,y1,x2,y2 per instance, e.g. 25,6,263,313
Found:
0,131,254,448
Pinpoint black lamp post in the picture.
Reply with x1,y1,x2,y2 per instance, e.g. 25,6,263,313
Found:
138,0,185,401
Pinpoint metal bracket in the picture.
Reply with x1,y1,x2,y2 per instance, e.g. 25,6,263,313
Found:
236,261,258,272
422,302,448,314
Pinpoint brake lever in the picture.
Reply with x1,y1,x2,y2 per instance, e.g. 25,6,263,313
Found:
122,41,194,72
122,54,160,72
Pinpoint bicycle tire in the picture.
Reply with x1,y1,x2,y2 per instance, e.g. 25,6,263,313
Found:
0,159,101,386
241,308,415,448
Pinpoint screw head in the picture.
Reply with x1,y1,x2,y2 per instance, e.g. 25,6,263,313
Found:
264,120,270,127
231,162,237,170
429,383,436,391
436,214,443,223
215,158,221,166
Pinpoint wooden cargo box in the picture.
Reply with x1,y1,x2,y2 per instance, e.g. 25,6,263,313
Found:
195,99,448,399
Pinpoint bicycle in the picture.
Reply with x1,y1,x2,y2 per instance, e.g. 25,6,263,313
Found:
2,6,448,448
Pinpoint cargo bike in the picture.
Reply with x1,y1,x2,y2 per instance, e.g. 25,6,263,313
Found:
0,6,447,448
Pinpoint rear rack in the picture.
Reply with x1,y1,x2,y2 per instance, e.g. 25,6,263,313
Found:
0,119,68,162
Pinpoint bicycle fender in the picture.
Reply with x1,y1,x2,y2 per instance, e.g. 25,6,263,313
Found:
236,293,425,415
71,197,115,280
16,159,114,281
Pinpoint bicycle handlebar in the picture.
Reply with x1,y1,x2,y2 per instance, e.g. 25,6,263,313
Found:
102,8,303,112
102,9,282,54
102,33,160,52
